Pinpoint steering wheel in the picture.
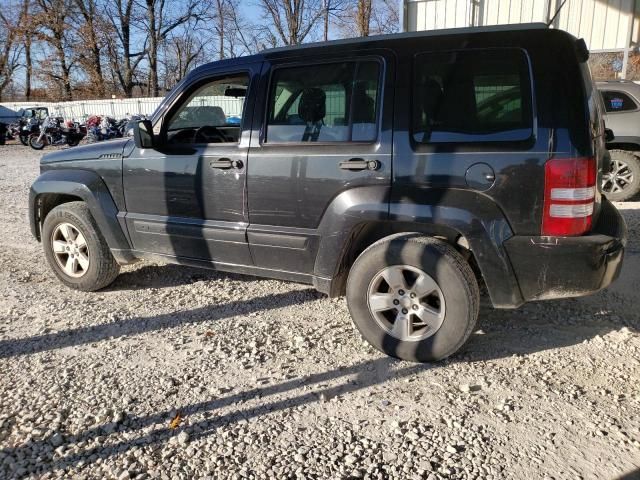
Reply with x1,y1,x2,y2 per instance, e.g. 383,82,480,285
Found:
194,125,228,143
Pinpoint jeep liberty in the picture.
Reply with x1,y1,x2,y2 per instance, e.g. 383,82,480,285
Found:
29,24,627,362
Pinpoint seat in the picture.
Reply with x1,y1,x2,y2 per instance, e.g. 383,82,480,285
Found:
351,82,375,123
415,78,444,141
298,88,326,141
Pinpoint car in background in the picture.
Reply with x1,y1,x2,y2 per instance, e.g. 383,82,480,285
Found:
597,80,640,201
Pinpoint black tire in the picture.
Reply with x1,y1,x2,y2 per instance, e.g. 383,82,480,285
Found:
19,135,29,146
346,233,479,362
602,150,640,202
66,138,80,147
29,134,45,150
42,201,120,291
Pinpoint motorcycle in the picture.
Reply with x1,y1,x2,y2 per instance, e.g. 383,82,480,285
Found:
86,115,123,143
29,116,86,150
17,117,41,146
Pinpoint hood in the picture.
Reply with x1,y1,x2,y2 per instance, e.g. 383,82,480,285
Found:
41,138,131,165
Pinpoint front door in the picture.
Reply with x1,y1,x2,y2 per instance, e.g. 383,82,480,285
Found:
123,65,259,266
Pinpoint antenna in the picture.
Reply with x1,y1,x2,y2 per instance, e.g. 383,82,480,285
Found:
547,0,569,26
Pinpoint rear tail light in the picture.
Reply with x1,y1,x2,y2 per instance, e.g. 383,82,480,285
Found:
542,157,596,236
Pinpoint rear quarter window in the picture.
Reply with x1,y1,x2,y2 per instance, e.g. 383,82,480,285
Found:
412,49,534,144
600,90,638,113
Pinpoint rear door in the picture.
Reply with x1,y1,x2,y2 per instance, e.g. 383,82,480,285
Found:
246,52,394,274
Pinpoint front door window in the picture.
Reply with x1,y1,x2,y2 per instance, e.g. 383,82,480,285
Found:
165,74,249,144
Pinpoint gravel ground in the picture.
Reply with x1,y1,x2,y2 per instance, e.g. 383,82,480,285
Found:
0,142,639,480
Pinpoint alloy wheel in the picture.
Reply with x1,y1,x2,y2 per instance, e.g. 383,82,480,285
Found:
51,222,90,278
603,158,635,194
367,265,446,341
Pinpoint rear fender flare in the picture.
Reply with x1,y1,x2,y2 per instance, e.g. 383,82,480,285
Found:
314,187,524,308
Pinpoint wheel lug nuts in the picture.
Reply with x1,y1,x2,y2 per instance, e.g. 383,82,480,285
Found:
393,299,399,305
401,308,408,314
398,290,405,296
410,293,416,298
412,304,419,310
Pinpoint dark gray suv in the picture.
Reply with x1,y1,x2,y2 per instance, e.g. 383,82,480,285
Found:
29,24,627,362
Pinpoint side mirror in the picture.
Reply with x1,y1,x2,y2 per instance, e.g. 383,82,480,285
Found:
133,119,155,149
604,128,615,143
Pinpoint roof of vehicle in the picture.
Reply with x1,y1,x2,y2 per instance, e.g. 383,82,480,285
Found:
263,22,549,54
189,22,557,76
596,80,640,94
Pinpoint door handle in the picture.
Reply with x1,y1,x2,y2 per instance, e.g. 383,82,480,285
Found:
339,158,381,171
209,158,244,170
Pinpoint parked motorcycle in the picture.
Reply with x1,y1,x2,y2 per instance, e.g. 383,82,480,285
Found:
17,117,41,146
85,115,124,143
29,116,86,150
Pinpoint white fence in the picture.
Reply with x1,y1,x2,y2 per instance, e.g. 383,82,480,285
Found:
0,95,244,121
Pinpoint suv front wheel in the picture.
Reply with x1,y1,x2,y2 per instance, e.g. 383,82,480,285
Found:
602,150,640,201
346,233,479,362
42,201,120,291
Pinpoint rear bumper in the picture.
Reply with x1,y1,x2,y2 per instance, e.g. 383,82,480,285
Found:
504,198,627,301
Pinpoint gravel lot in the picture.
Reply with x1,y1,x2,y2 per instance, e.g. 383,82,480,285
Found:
0,143,639,480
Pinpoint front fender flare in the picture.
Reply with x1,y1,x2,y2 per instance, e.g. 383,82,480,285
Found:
29,169,132,254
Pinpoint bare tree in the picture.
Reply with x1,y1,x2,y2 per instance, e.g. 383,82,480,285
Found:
16,0,34,100
258,0,324,45
33,0,76,100
226,2,263,56
161,34,205,89
73,0,107,97
369,0,399,35
321,0,348,41
104,0,147,97
140,0,202,96
0,2,28,101
337,0,399,38
355,0,372,37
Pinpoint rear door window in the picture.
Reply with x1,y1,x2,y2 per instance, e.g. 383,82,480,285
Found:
266,61,380,143
600,90,638,113
412,49,534,143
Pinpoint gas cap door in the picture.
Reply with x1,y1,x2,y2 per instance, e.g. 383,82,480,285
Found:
465,163,496,191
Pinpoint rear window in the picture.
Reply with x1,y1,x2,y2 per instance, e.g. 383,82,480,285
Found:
600,90,638,113
412,49,534,143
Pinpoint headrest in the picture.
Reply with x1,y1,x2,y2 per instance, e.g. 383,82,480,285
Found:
351,82,375,123
421,78,443,120
298,88,326,123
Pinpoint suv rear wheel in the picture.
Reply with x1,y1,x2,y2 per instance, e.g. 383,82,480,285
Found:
42,201,120,291
602,150,640,201
346,233,479,362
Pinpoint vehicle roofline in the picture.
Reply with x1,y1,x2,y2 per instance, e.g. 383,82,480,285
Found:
187,22,559,79
261,22,550,55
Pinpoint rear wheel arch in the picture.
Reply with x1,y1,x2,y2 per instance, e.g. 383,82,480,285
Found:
328,222,477,297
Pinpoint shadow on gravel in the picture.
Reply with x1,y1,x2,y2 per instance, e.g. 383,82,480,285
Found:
110,264,261,290
1,293,638,476
0,289,322,359
0,356,432,477
616,469,640,480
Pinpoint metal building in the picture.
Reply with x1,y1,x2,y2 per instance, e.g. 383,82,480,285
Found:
403,0,640,78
